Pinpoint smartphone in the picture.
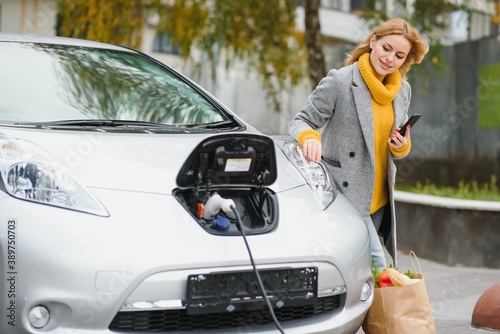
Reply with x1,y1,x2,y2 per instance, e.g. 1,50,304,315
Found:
398,114,421,137
390,114,421,143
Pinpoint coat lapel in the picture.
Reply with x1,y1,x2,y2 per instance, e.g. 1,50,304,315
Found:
351,63,375,165
392,91,406,127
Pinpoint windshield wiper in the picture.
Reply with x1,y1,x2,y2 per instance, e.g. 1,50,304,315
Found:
183,120,238,130
15,119,181,129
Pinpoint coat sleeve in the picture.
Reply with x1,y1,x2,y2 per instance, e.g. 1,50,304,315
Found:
390,80,413,160
289,68,341,140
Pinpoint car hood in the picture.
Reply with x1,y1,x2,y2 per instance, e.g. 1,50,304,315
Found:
0,127,304,194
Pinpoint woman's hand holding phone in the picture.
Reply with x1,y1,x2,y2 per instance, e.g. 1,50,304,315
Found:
389,114,421,146
389,126,410,147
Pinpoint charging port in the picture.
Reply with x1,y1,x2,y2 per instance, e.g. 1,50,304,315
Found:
174,134,279,235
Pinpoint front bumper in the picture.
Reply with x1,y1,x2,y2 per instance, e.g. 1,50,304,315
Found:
0,186,372,334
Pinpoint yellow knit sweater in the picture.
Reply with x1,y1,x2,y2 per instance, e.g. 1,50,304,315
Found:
358,53,410,214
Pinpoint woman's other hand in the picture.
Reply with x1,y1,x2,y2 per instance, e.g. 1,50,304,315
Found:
302,138,322,163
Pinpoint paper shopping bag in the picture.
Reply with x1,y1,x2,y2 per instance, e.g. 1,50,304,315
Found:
362,253,436,334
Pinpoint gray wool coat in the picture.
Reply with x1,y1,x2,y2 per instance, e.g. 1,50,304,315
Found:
289,61,412,266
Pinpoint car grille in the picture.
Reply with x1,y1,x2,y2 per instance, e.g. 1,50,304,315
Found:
109,295,341,332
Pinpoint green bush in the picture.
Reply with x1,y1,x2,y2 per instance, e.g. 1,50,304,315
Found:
395,175,500,201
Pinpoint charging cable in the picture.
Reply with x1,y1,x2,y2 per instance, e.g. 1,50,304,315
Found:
230,205,285,334
202,193,285,333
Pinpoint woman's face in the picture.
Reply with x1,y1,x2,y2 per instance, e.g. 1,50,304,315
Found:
369,34,411,76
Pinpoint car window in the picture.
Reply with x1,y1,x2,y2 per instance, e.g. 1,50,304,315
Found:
0,42,225,125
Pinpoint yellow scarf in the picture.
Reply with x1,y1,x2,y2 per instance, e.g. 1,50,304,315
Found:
358,52,401,105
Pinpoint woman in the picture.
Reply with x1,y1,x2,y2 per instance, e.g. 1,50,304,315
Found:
289,18,428,269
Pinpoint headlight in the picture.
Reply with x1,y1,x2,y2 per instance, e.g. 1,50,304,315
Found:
0,136,108,216
282,139,336,209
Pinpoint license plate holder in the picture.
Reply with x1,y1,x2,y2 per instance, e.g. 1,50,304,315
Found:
186,267,318,315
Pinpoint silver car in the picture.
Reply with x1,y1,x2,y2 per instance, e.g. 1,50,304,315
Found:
0,33,373,334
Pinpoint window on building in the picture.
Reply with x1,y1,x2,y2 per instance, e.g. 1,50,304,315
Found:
152,33,182,55
321,0,343,10
351,0,369,12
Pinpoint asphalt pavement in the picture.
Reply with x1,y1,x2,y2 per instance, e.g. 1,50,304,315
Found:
356,250,500,334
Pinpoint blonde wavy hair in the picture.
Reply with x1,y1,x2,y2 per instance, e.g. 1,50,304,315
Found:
345,18,429,79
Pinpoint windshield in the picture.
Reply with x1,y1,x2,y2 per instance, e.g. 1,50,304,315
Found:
0,42,226,126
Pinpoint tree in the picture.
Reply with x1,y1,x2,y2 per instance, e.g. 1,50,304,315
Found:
57,1,490,111
56,1,311,111
304,0,327,88
56,0,149,50
150,0,308,111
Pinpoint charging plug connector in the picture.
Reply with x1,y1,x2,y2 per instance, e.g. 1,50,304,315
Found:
202,193,236,220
